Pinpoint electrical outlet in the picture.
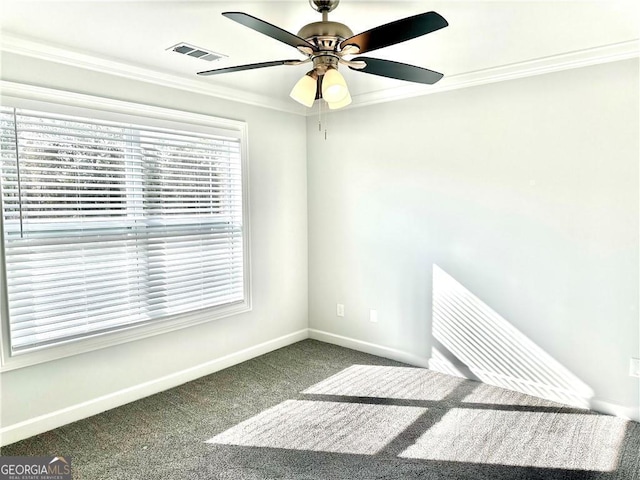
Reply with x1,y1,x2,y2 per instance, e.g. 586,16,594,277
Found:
630,358,640,378
336,304,344,317
369,309,378,323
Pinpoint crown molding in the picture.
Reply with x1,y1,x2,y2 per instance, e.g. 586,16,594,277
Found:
0,33,306,116
343,39,640,113
1,33,637,116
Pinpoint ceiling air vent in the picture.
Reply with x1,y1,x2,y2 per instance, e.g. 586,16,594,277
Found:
167,43,226,62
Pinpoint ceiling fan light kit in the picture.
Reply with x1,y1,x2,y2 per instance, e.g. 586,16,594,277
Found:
328,90,352,110
290,70,318,107
321,67,348,102
197,0,448,110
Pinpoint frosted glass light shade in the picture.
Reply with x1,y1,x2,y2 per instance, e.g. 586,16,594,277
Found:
322,68,349,103
328,91,352,110
290,74,317,108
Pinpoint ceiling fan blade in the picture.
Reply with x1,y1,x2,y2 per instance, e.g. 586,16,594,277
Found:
340,11,448,54
223,12,317,51
197,60,298,76
349,57,444,85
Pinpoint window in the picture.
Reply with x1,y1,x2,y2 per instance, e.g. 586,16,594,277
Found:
0,92,250,366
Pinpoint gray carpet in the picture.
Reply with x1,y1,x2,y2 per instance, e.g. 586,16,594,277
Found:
2,340,639,480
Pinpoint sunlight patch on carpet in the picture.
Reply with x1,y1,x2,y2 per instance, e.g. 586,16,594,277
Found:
206,399,426,455
460,381,589,408
399,408,628,471
303,364,463,401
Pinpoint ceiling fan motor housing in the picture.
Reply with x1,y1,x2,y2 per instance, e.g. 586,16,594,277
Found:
297,21,353,51
312,53,339,75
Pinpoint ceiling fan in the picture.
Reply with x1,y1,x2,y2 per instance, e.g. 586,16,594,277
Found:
197,0,448,110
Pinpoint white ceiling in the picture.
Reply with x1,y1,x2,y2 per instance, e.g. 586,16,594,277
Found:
1,1,639,114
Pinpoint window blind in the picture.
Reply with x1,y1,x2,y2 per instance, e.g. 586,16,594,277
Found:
0,105,246,353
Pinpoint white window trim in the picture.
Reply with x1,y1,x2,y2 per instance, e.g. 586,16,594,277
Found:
0,81,252,371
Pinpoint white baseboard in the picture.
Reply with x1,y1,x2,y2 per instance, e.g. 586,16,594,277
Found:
3,328,636,446
308,329,430,368
590,398,640,422
309,329,639,423
0,329,309,447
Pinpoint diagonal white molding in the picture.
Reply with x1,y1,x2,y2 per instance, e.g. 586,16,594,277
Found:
1,33,638,116
0,33,306,116
345,39,640,112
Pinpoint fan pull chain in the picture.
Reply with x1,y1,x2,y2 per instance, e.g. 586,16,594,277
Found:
316,100,329,141
324,101,328,140
315,100,329,140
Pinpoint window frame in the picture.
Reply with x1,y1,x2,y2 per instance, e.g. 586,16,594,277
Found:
0,81,252,371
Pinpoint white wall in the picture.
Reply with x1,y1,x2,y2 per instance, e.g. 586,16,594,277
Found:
1,53,638,442
307,59,639,419
0,53,308,434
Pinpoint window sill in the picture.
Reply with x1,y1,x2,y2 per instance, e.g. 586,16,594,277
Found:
0,300,252,372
